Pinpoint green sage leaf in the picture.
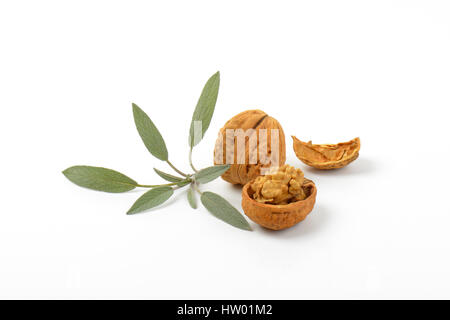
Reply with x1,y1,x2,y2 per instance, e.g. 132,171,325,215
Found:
188,71,220,147
187,186,197,209
200,191,252,231
195,164,230,184
132,103,168,161
153,168,183,183
127,186,174,214
62,166,137,193
153,169,191,187
176,180,191,187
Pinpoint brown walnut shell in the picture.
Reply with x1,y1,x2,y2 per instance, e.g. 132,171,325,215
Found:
242,178,317,230
214,110,286,185
292,136,360,170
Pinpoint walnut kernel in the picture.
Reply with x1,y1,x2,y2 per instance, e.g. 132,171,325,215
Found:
250,165,307,205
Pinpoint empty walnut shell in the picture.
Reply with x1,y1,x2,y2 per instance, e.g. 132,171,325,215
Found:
214,110,286,185
292,136,360,170
242,178,317,230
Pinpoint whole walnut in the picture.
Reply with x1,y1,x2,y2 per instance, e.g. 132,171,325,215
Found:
213,110,286,185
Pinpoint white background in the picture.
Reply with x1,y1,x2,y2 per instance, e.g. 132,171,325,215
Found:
1,0,449,299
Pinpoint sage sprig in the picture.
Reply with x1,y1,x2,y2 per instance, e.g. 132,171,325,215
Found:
63,72,252,231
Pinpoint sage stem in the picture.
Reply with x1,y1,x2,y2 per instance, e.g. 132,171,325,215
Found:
189,148,198,173
136,181,186,188
166,160,188,177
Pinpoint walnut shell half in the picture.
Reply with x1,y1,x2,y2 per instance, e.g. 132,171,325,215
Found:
292,136,360,170
242,178,317,230
214,110,286,185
